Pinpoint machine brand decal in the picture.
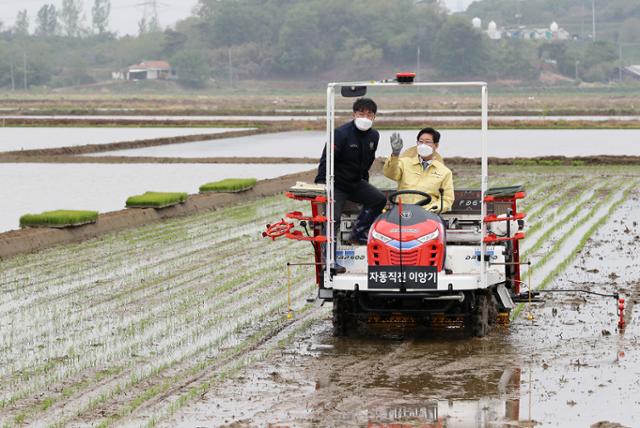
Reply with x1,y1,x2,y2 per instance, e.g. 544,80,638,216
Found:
400,211,413,219
368,265,437,289
336,250,365,261
467,250,498,261
390,228,418,233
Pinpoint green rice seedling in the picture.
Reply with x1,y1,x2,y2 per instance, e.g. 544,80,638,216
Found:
199,178,257,193
125,192,188,209
19,210,98,228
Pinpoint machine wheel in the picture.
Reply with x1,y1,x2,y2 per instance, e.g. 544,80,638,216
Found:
332,292,353,337
471,293,491,337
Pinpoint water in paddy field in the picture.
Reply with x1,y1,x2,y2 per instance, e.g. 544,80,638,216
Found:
0,163,314,232
0,127,252,152
91,129,640,158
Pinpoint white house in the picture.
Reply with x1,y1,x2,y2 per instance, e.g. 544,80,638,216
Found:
112,61,176,81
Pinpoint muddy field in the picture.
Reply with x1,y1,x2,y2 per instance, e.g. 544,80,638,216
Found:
2,92,640,116
0,165,639,427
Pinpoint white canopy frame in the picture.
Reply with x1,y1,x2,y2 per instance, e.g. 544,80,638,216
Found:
325,81,489,290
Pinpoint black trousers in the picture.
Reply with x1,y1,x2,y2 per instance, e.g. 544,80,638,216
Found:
333,180,387,241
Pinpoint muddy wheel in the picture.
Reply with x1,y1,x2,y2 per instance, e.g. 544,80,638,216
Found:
471,293,490,337
488,293,499,325
332,292,352,337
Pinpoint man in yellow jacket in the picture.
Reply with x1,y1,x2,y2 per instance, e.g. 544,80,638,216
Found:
383,127,454,213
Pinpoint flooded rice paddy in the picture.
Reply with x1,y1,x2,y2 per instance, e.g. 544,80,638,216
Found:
91,129,640,159
0,127,251,152
0,165,638,427
0,163,313,232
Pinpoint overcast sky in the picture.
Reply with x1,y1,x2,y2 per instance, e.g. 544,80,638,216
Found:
0,0,198,35
0,0,476,35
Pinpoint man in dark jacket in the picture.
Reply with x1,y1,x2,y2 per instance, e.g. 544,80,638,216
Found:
315,98,387,273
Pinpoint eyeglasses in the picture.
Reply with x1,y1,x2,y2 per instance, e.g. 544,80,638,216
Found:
417,140,435,144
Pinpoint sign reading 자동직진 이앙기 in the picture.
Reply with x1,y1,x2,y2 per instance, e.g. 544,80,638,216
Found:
368,265,437,289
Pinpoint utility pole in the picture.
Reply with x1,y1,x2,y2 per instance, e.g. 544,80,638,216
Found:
228,48,233,86
575,60,580,81
591,0,596,42
23,52,28,90
10,59,15,91
416,46,421,81
619,44,623,82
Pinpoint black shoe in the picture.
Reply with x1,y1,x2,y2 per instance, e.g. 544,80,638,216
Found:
331,263,347,274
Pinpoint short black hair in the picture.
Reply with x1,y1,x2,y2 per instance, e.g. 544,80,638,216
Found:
352,98,377,114
417,127,441,144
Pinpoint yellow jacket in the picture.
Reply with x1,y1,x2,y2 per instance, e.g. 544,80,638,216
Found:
383,155,455,213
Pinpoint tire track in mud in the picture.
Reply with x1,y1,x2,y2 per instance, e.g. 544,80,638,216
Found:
122,302,328,428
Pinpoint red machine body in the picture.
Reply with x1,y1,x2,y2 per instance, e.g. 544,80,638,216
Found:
367,204,446,272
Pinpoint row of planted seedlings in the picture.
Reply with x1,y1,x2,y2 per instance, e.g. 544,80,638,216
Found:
29,242,317,427
521,177,620,264
53,249,318,426
0,178,260,312
1,236,312,422
15,178,257,228
0,195,294,328
78,270,317,428
0,206,292,392
522,177,631,280
0,197,296,348
514,175,636,318
0,194,270,297
0,194,308,414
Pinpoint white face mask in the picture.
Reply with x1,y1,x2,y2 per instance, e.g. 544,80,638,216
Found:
354,117,373,131
417,144,433,158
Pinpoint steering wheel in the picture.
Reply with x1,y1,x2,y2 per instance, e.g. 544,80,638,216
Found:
389,190,432,207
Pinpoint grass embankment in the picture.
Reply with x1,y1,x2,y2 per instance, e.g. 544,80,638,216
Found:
125,192,188,208
199,178,257,193
19,210,98,228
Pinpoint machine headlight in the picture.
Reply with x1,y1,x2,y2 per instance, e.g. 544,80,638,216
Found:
416,230,439,243
371,229,392,243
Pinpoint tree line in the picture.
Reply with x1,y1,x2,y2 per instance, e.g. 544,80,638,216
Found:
0,0,635,90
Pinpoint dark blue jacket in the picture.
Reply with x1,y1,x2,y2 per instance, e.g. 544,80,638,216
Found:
314,121,379,193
